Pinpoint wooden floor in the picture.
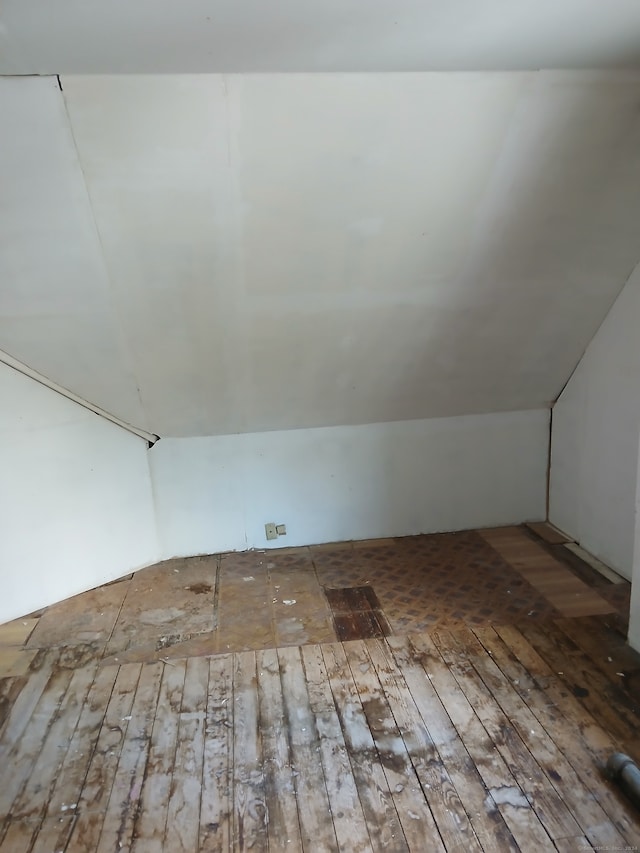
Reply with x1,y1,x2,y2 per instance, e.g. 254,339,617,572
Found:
1,525,639,851
0,525,629,676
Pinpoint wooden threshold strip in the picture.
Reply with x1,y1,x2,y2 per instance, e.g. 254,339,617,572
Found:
479,527,615,617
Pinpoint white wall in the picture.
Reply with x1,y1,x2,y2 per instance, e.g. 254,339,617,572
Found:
0,364,160,623
150,409,549,557
549,264,640,580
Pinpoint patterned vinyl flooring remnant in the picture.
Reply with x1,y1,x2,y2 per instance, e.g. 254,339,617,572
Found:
312,530,561,634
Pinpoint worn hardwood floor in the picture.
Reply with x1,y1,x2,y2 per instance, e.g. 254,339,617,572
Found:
1,524,639,851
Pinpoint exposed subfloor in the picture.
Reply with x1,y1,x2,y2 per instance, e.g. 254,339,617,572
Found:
0,526,629,672
0,524,638,851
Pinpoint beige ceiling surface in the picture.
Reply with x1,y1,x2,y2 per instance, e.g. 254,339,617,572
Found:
1,1,640,73
2,72,640,436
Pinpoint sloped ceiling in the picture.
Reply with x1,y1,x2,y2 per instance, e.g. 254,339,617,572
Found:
1,0,640,73
2,71,640,436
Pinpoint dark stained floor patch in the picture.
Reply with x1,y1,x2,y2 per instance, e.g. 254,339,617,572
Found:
324,586,392,641
185,583,212,595
324,585,382,613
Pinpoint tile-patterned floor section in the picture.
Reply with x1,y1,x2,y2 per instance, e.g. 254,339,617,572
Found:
0,526,631,667
311,530,561,633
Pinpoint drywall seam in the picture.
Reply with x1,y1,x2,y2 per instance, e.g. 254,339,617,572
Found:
545,406,552,520
0,349,159,445
57,75,152,433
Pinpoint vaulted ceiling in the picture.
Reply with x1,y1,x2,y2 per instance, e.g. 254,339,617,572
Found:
2,6,640,437
1,0,640,73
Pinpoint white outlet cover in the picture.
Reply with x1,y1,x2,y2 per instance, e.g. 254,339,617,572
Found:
276,524,287,536
265,523,277,541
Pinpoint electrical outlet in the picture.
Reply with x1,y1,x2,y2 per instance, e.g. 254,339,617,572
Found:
276,524,287,536
265,522,277,541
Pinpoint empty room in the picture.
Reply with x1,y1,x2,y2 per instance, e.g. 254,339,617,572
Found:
2,1,640,850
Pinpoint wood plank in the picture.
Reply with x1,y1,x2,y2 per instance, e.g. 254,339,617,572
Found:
553,838,593,853
102,631,218,666
321,641,410,853
0,677,25,732
31,815,76,853
324,587,374,613
200,654,233,853
553,617,640,703
255,648,302,851
215,564,275,653
493,623,640,847
526,522,572,545
564,543,627,584
106,559,217,656
232,651,268,852
368,637,517,853
333,610,389,641
65,663,142,852
396,632,557,852
382,640,516,853
277,644,338,852
479,528,614,617
384,637,518,853
459,625,630,850
300,644,372,853
130,659,186,853
0,662,73,821
0,650,57,745
0,617,39,647
0,648,39,680
430,627,583,842
10,661,99,822
344,639,471,853
493,623,615,759
0,819,37,852
46,664,120,819
165,656,210,853
517,621,640,750
551,594,615,618
27,580,130,649
478,528,533,550
96,661,163,853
